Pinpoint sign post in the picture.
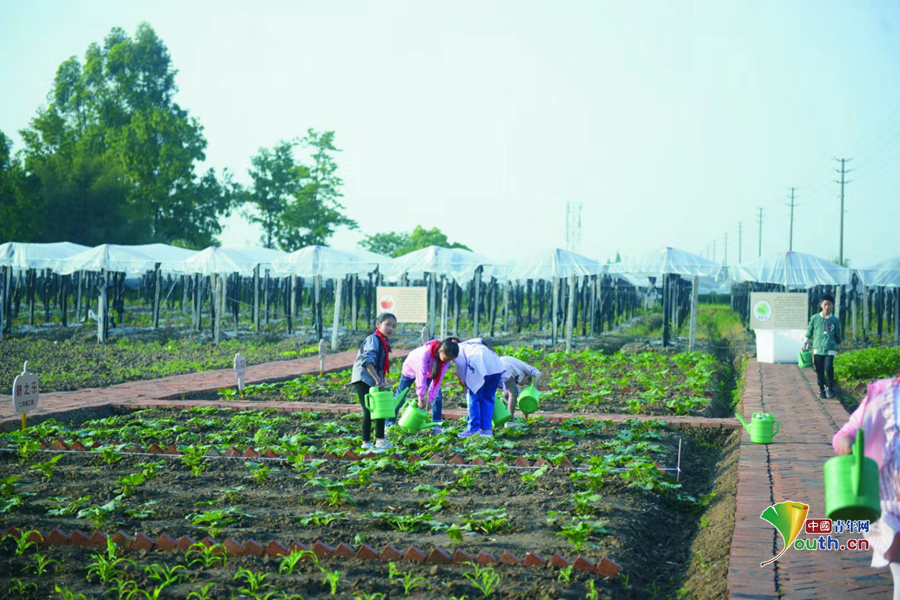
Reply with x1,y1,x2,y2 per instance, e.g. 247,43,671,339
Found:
318,339,327,377
749,292,809,363
12,361,39,431
233,353,247,399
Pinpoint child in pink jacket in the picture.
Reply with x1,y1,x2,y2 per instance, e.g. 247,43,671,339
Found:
389,338,460,434
832,345,900,592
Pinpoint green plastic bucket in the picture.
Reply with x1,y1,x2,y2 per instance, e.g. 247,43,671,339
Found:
824,429,881,522
517,384,540,415
798,350,813,369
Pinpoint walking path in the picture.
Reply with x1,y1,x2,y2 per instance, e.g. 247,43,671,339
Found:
727,359,893,598
1,352,894,597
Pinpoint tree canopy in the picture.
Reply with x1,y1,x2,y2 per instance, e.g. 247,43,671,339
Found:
244,129,357,251
2,23,236,248
359,225,471,257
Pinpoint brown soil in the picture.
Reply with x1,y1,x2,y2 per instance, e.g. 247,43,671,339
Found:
0,408,738,599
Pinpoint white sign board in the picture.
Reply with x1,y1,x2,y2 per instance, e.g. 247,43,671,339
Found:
12,361,39,414
233,353,246,393
375,286,428,323
749,292,809,330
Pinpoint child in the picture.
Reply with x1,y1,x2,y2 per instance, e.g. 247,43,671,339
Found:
498,355,542,428
831,344,900,594
803,293,842,398
454,338,506,438
350,313,397,453
391,337,460,434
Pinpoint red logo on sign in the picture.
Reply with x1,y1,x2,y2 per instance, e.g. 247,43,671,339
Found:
804,519,832,534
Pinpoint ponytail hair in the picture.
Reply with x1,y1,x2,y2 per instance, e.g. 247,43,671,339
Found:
432,337,460,379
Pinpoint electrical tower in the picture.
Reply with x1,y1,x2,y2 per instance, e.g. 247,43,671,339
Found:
566,201,583,252
835,159,852,266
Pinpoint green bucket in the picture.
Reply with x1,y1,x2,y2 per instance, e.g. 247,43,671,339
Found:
517,384,540,415
492,400,512,428
824,429,881,523
364,389,398,420
798,350,813,369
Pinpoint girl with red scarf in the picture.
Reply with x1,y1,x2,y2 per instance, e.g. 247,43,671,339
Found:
350,313,397,453
389,337,460,435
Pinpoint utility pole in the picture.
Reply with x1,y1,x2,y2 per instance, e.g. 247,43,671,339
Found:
835,159,852,266
738,222,743,263
757,208,763,257
787,187,796,251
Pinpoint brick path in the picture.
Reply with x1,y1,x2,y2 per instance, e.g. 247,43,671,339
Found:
728,359,893,598
2,351,894,597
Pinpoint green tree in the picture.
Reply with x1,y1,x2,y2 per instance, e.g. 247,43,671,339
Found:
245,130,357,251
15,23,235,247
360,225,471,258
0,131,33,241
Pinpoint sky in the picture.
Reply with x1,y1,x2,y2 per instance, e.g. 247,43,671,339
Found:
2,0,900,269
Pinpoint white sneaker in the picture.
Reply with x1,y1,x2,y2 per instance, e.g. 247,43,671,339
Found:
360,441,373,451
374,439,392,452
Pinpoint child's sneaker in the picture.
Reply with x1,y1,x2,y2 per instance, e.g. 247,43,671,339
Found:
457,429,479,439
819,389,827,399
478,429,494,438
360,441,373,452
430,425,442,435
374,439,392,453
826,387,835,398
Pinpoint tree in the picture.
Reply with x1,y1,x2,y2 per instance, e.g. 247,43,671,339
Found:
0,131,33,241
245,130,357,251
360,225,471,257
14,23,235,247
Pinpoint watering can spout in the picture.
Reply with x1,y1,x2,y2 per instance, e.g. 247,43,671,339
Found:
735,413,751,433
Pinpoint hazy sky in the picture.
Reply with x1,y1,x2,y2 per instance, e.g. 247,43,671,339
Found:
2,1,899,268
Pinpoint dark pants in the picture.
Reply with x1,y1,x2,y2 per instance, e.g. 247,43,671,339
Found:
814,353,835,391
352,381,385,442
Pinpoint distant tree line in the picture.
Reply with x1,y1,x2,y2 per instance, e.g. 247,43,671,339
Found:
0,23,468,256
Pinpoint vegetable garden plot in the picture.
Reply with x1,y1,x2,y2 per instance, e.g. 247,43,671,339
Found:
209,349,725,417
0,408,737,599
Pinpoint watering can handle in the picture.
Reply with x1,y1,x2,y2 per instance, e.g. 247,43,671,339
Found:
853,429,865,497
773,420,780,437
363,393,371,411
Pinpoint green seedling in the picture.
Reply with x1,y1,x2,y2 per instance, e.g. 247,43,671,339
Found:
234,568,271,593
77,497,121,530
108,577,139,600
246,461,272,484
86,539,135,584
556,518,610,551
5,529,43,555
9,579,38,595
180,446,207,476
129,586,164,600
47,494,92,517
54,585,88,600
354,594,385,600
570,491,602,515
146,563,190,587
368,511,442,533
27,553,60,575
95,445,125,465
557,564,574,582
463,562,501,597
520,464,549,489
399,570,429,595
29,453,64,480
306,477,353,507
186,542,227,568
279,548,319,574
115,472,147,497
461,509,511,534
138,460,167,480
16,439,41,461
446,523,467,545
586,579,601,600
299,510,348,527
125,500,158,520
187,506,250,538
454,467,481,490
320,567,340,595
186,583,217,600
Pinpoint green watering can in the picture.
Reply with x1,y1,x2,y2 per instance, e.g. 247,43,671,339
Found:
398,398,441,434
493,400,512,428
517,384,540,416
798,350,813,369
824,429,881,522
364,388,400,420
736,412,780,444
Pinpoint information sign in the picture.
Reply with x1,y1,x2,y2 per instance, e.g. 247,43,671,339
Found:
12,361,39,414
233,353,247,395
749,293,809,330
375,286,428,323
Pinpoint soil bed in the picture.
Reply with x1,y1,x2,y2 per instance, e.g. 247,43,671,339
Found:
1,407,737,599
